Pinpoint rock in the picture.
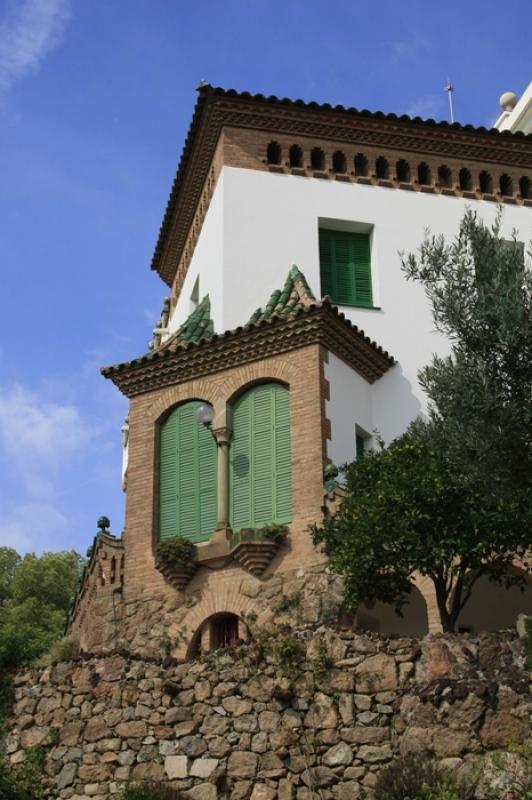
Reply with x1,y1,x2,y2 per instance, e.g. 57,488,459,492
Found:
357,745,393,763
338,695,354,725
333,782,363,799
20,727,49,748
259,711,280,732
165,707,191,725
240,577,261,598
187,785,218,800
480,712,527,748
433,729,470,757
175,720,200,737
354,694,372,711
304,692,338,729
258,751,285,778
417,637,458,682
222,696,252,716
230,782,253,800
180,735,207,757
56,763,77,789
399,726,433,755
516,614,531,639
355,654,397,692
323,742,353,766
190,758,219,778
341,726,389,745
278,779,295,800
115,720,147,738
301,766,337,787
96,655,125,682
227,751,259,779
165,755,188,779
250,785,276,800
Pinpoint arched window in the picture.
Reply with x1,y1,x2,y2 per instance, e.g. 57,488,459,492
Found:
289,144,303,168
499,174,513,197
376,156,389,179
311,147,325,171
438,165,452,188
479,171,493,194
332,150,347,173
519,176,531,199
187,612,247,658
159,401,217,543
266,141,282,165
459,168,473,191
418,162,432,185
396,159,410,182
230,383,292,530
354,153,368,177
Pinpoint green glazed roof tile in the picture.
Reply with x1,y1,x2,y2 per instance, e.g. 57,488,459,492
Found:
160,294,214,349
249,265,316,324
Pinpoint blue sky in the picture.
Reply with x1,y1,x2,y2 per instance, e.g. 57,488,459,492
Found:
0,0,530,557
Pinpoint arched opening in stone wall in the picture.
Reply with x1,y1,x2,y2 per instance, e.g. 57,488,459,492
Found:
354,153,368,177
456,567,532,633
266,141,282,165
396,159,411,182
187,612,249,660
356,585,429,636
289,144,303,168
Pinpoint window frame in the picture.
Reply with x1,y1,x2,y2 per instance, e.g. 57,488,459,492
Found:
318,224,375,309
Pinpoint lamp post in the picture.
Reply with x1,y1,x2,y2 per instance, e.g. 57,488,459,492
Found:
196,403,231,535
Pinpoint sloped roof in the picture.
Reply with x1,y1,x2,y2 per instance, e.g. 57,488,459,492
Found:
101,267,395,395
158,294,214,350
248,265,316,324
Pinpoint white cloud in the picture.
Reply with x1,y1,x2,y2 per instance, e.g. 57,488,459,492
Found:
0,0,72,93
0,383,96,497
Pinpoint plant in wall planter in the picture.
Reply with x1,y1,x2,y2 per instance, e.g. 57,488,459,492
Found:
231,523,288,576
155,536,198,590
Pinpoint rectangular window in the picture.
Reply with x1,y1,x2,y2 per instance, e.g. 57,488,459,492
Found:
319,228,373,307
356,433,365,459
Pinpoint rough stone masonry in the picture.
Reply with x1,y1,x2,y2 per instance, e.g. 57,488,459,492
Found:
3,627,531,799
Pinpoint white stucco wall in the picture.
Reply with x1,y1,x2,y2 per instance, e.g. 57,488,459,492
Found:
165,164,531,450
168,171,225,333
324,353,373,466
221,167,531,445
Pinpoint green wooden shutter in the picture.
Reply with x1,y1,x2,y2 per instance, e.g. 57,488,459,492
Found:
230,383,292,530
159,401,217,543
159,411,178,539
319,229,373,307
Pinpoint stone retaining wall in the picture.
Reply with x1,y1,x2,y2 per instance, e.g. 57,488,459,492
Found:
3,628,531,799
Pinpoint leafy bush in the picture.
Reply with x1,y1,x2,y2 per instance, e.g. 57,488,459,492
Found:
155,537,196,570
120,781,183,800
375,756,471,800
0,548,84,669
272,592,301,614
0,742,50,800
39,634,80,665
260,523,288,544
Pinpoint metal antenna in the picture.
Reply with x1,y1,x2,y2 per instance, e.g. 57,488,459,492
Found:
444,78,455,123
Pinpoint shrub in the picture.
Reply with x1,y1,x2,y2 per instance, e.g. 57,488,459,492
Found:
120,781,183,800
38,635,80,665
375,756,471,800
155,537,196,570
260,523,288,544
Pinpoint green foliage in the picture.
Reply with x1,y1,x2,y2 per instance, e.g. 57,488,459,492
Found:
119,780,183,799
0,671,14,727
309,644,334,676
260,522,288,544
39,634,80,665
155,536,197,569
266,630,304,673
0,549,20,606
524,618,532,671
0,549,83,669
313,212,532,633
0,733,58,800
312,421,530,632
375,756,471,800
402,209,532,494
272,592,301,614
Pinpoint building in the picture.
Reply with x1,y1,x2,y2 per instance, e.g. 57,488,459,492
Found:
67,83,532,657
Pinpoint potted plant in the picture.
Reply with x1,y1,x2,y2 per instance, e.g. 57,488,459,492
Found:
155,536,197,590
